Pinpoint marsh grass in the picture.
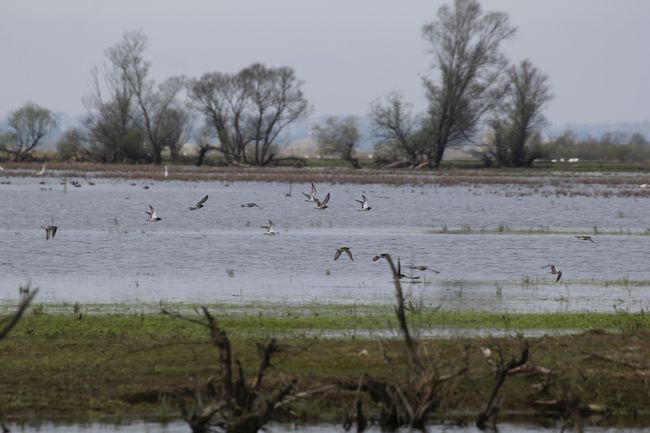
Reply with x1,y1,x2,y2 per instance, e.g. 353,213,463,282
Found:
3,304,650,334
1,309,650,424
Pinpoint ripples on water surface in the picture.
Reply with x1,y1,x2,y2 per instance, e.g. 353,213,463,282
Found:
1,176,649,312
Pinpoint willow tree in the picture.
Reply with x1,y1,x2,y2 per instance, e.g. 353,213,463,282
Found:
0,102,56,161
189,64,310,166
369,92,431,165
422,0,516,167
105,31,188,164
312,116,361,168
485,60,553,167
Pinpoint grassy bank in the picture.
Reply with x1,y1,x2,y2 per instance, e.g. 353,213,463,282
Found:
1,308,650,425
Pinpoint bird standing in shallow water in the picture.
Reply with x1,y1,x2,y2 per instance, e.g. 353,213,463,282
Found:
145,205,162,221
334,247,354,262
189,195,208,210
41,225,57,240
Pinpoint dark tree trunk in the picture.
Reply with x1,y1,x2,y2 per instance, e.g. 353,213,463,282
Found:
196,146,209,167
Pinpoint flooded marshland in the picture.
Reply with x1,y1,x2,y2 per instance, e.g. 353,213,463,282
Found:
1,173,649,312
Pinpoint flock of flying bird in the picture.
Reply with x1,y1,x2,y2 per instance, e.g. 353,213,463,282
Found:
36,178,438,281
28,169,602,283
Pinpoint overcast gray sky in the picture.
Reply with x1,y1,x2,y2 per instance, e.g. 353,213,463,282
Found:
1,0,649,126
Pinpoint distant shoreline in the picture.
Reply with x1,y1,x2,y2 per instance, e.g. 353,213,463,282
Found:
2,161,650,192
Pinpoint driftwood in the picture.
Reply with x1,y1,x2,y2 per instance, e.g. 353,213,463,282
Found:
162,307,295,433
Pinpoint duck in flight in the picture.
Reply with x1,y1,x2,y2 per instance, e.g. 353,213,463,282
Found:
41,225,58,240
302,182,317,202
314,192,330,210
145,205,162,222
575,235,596,243
241,202,260,208
356,194,371,211
189,195,208,210
334,247,354,262
261,220,279,235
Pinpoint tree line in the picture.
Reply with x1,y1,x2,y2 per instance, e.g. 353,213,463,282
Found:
0,0,644,168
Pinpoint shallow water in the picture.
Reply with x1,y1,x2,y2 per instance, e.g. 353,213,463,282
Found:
1,176,649,312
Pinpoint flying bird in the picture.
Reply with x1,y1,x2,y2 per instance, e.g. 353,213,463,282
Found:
189,195,209,210
372,253,389,262
543,264,563,282
241,203,260,208
408,265,440,274
314,192,330,210
397,258,420,280
334,247,354,262
261,220,279,235
575,235,596,243
145,205,162,222
36,164,46,176
302,182,317,202
356,194,372,211
41,225,58,240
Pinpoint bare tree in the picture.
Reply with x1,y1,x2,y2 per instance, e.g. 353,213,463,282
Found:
106,31,188,165
422,0,516,167
189,64,310,166
312,116,361,168
83,62,147,163
369,92,430,165
0,103,56,161
483,60,552,167
189,72,249,165
240,64,311,166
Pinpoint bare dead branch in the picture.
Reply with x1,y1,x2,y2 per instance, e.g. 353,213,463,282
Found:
0,290,38,341
476,340,529,429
